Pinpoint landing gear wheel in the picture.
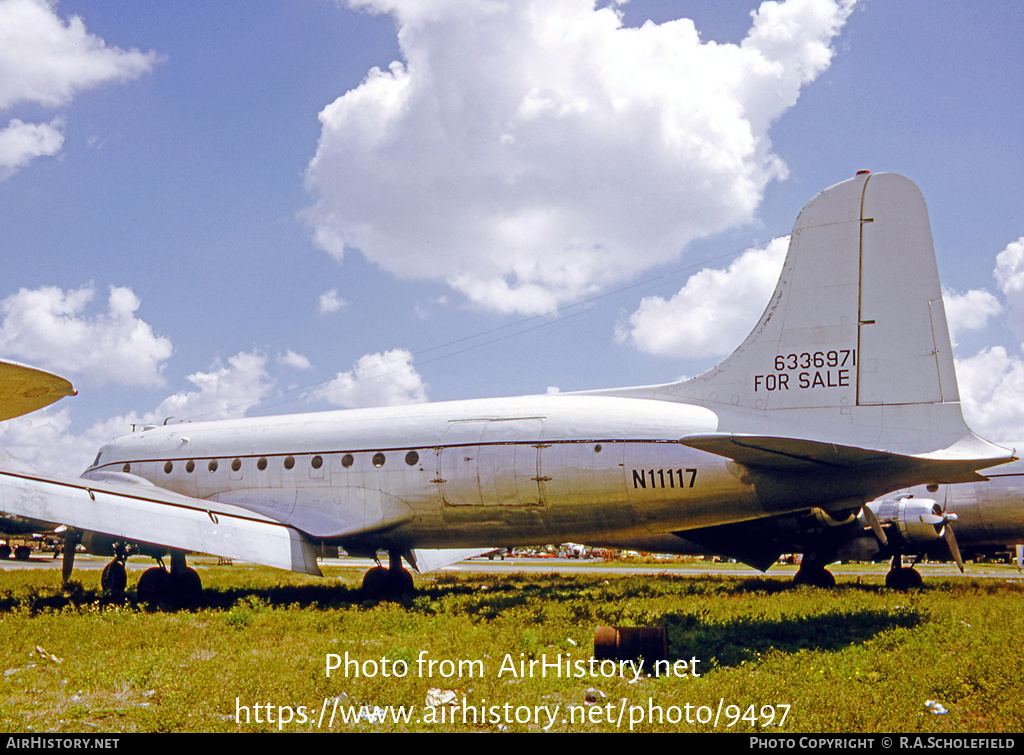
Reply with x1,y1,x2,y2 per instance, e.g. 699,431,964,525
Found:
0,544,10,560
885,567,923,590
361,566,415,600
137,567,171,602
793,566,836,588
101,561,128,594
13,545,30,561
394,567,415,594
171,567,203,605
362,566,390,598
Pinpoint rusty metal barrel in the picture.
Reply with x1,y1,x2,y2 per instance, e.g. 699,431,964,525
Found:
593,626,667,663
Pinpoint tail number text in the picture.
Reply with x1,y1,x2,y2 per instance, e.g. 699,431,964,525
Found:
632,468,697,489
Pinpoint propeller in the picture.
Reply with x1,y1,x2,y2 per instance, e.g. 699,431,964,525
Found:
920,503,964,573
861,505,888,547
863,497,964,573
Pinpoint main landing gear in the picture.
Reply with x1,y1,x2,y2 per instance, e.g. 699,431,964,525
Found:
792,562,836,588
136,551,202,605
361,550,415,600
884,554,923,590
89,544,202,605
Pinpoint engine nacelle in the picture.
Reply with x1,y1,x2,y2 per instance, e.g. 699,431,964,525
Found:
870,497,944,544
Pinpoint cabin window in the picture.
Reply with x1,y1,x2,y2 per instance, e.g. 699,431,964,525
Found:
257,457,268,471
231,458,242,472
164,461,173,474
208,460,218,473
341,454,354,468
284,456,295,470
405,451,419,466
311,455,323,469
372,453,386,468
594,444,602,453
186,460,195,473
123,463,131,473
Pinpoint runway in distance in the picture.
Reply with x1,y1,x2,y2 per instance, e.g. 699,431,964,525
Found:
0,171,1014,600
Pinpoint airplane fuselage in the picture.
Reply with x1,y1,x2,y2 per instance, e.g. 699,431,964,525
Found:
84,394,781,553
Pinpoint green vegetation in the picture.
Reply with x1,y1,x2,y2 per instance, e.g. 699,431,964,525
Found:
1,562,1022,733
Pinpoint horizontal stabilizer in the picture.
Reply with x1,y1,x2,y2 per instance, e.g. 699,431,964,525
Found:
405,548,495,573
681,433,1009,484
0,468,321,576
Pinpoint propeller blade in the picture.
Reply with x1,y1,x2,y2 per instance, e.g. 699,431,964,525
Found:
862,505,888,546
944,524,964,573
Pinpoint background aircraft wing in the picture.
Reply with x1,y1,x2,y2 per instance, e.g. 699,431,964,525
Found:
0,360,76,422
0,465,322,576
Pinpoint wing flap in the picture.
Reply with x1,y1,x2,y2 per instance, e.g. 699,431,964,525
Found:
0,469,321,576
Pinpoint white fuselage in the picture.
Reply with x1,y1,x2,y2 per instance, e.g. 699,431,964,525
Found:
83,394,780,552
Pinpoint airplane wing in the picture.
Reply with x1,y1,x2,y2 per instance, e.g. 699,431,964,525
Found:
0,360,76,422
0,465,322,576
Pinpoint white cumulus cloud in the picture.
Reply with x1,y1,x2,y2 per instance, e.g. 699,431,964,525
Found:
0,285,173,386
156,351,276,423
956,347,1024,444
318,348,428,409
305,0,856,314
994,237,1024,297
0,0,161,179
942,287,1002,346
0,117,64,179
0,351,277,473
617,236,788,358
318,289,347,314
278,350,313,371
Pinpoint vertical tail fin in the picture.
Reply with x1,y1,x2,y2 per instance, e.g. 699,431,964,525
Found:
599,172,1008,461
684,171,956,414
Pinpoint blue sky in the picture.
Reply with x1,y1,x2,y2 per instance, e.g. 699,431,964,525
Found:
1,0,1022,473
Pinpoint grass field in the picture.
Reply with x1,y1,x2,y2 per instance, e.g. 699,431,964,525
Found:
1,560,1023,733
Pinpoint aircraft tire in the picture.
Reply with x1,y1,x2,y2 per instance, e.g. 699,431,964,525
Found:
362,566,415,599
171,567,203,605
137,567,171,603
13,545,31,561
885,567,923,590
101,561,126,593
394,567,415,594
793,566,836,588
101,561,128,594
0,545,10,559
361,566,391,598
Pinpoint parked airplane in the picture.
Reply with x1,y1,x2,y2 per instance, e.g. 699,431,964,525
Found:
595,462,1024,589
0,171,1014,601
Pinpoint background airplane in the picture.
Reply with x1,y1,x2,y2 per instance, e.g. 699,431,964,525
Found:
0,172,1013,601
